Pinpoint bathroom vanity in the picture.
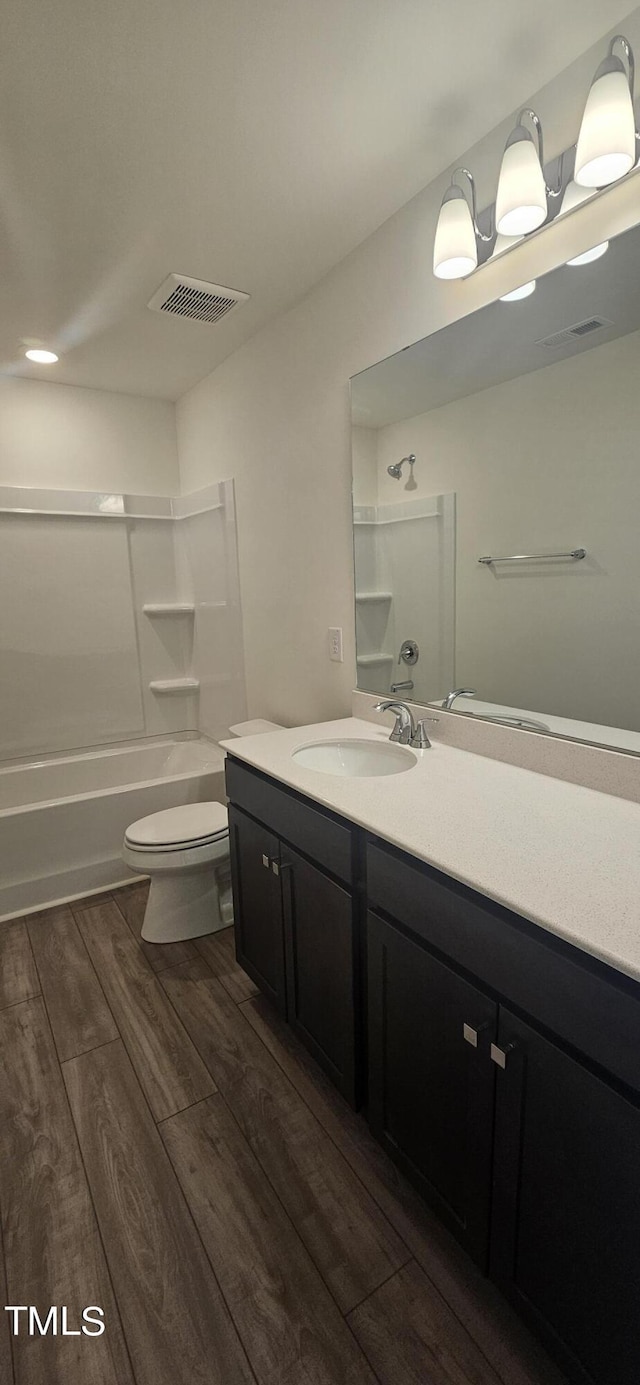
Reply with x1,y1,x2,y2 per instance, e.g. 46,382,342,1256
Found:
223,718,640,1385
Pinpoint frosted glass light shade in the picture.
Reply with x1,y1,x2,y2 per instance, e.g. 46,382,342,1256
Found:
559,179,593,215
567,242,609,266
558,180,608,263
575,63,636,187
495,133,547,236
491,232,523,257
499,280,536,302
433,190,477,279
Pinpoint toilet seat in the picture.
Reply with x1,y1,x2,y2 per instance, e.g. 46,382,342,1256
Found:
124,802,229,854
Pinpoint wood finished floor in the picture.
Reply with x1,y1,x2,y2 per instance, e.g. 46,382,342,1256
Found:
0,883,568,1385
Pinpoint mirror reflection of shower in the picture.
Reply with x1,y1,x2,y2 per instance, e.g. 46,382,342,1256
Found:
387,453,417,489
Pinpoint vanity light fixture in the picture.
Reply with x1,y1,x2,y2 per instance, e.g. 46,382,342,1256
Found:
491,232,524,258
574,35,637,188
495,110,549,236
559,180,609,265
558,179,592,215
24,348,59,364
432,35,636,283
499,280,536,302
433,168,488,279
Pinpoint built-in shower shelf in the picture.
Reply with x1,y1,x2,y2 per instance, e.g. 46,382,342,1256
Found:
355,592,392,604
356,653,394,666
149,678,200,695
143,603,195,615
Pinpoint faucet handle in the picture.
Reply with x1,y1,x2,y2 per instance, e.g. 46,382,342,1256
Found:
410,716,439,750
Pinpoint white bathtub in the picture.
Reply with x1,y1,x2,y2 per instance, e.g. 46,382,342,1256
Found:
0,736,226,921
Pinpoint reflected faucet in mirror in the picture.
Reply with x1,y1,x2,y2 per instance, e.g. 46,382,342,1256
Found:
442,688,477,709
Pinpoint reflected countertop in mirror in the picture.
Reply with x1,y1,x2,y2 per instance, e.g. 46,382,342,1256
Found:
350,217,640,757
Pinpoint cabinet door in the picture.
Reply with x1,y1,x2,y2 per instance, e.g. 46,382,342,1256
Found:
491,1009,640,1385
228,805,287,1014
367,911,497,1265
281,844,357,1105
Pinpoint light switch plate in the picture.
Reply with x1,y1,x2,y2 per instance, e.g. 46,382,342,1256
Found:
328,627,343,662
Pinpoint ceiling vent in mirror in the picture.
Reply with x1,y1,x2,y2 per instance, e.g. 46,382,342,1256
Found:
535,316,613,350
147,274,250,324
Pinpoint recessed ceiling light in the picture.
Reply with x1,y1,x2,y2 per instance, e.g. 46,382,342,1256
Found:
25,349,59,364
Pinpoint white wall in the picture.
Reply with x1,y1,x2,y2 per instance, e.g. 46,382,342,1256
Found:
375,329,640,731
175,14,640,727
0,376,179,494
351,426,378,506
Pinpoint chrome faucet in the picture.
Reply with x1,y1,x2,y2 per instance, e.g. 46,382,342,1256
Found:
374,700,439,749
375,700,414,744
442,687,477,710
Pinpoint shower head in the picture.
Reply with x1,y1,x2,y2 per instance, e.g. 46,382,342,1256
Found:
387,454,416,480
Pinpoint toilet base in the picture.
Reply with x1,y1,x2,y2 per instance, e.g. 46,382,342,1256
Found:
141,864,231,944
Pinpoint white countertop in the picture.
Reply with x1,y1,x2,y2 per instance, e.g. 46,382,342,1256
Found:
221,717,640,985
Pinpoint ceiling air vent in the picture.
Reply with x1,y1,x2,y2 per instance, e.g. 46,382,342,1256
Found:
535,316,613,350
147,274,249,324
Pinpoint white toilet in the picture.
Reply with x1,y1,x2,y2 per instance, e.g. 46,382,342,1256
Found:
122,719,282,944
123,801,232,943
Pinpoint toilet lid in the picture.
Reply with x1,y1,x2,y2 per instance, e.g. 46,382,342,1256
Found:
125,801,229,850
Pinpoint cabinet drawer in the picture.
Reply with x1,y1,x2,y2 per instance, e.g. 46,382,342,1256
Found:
367,838,640,1098
226,757,353,885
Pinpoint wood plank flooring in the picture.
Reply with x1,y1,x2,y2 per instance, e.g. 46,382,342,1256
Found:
27,907,118,1061
0,996,133,1385
75,900,215,1120
0,881,568,1385
0,918,39,1010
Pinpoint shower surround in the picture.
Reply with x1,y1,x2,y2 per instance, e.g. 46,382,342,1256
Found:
0,478,246,917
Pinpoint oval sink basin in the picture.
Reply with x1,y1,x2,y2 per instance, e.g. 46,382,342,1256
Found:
291,739,416,778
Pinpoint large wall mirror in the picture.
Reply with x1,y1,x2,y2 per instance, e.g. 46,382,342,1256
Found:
350,219,640,754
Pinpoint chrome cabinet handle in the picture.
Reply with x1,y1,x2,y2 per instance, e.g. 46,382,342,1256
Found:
271,860,280,876
262,854,270,869
490,1041,517,1069
462,1021,489,1048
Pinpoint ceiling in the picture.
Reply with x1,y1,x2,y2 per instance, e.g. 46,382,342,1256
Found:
0,0,631,400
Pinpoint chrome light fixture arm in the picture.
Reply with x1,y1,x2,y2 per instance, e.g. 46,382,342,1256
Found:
450,167,493,242
610,34,635,101
514,108,565,200
518,108,544,170
610,34,638,145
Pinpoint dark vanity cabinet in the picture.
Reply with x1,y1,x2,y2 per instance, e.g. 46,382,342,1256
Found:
367,911,496,1265
228,804,287,1013
490,1010,640,1385
226,758,359,1103
366,835,640,1385
226,757,640,1385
